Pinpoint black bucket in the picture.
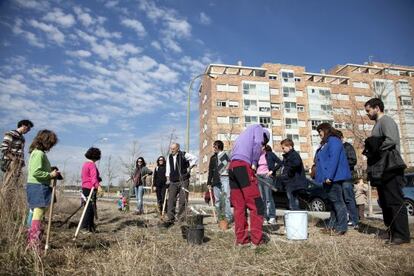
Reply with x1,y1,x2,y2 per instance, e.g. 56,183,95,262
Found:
186,225,204,245
186,214,204,226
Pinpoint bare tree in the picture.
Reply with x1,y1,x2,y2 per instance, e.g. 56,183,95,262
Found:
160,129,177,157
103,155,117,193
119,140,142,180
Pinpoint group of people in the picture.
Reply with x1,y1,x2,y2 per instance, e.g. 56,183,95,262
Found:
203,97,410,246
0,97,410,251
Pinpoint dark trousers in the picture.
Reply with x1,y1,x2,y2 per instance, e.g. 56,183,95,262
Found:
377,173,410,241
325,181,348,232
166,179,189,222
342,180,359,226
156,185,167,212
82,188,97,231
357,204,365,220
229,160,264,245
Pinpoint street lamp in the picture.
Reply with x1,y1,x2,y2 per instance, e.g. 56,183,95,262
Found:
186,73,217,152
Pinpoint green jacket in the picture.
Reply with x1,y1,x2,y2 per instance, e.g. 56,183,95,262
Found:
27,149,51,184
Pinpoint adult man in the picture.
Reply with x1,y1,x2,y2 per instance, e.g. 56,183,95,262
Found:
162,143,197,227
207,140,232,223
364,98,410,245
229,124,270,246
1,119,33,191
338,131,359,228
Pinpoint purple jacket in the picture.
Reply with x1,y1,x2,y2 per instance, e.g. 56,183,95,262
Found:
231,124,270,167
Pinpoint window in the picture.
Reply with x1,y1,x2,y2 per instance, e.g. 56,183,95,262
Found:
269,74,278,80
229,117,239,124
334,122,345,129
259,117,271,128
271,103,280,111
228,101,239,108
217,101,226,107
244,99,257,111
217,117,228,124
285,118,298,129
287,134,299,142
245,116,258,125
272,119,282,126
311,120,332,130
259,106,271,112
281,71,294,82
217,84,238,92
353,82,369,89
319,89,331,99
297,105,305,112
283,87,296,98
294,77,301,82
400,96,413,107
321,104,333,114
284,102,297,113
398,81,411,96
243,82,268,96
270,88,279,95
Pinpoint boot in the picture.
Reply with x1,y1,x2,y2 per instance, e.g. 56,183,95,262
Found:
28,220,43,252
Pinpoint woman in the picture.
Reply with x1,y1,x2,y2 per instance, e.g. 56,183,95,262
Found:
256,145,281,224
81,147,101,233
354,178,368,220
152,156,167,214
133,157,152,214
26,129,59,250
315,123,351,235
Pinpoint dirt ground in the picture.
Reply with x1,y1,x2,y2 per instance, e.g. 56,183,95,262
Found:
2,196,414,276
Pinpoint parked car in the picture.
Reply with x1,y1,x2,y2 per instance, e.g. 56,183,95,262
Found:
272,177,330,212
403,173,414,216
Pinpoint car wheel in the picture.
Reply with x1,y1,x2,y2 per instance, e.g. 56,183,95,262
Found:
405,199,414,216
310,198,326,212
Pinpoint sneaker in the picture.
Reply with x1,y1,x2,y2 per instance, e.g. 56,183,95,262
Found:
347,221,353,226
263,219,269,225
388,238,410,246
268,218,277,225
330,230,346,236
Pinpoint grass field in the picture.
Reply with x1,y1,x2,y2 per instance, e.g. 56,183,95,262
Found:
1,191,413,276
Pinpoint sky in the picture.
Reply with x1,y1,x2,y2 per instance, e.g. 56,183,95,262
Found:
1,0,413,183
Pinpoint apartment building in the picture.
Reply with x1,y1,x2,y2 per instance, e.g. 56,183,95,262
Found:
198,61,414,184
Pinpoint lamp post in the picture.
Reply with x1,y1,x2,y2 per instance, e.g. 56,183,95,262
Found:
186,73,217,152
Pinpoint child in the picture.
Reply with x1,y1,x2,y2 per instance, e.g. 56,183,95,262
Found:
354,178,368,220
117,191,123,211
26,129,59,250
81,147,101,232
280,138,307,210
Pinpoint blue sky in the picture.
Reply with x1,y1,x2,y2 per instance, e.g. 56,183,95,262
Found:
1,0,413,182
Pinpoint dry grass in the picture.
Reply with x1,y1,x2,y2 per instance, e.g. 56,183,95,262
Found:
1,191,413,276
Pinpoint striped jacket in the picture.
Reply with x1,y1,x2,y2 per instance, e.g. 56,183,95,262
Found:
1,130,25,162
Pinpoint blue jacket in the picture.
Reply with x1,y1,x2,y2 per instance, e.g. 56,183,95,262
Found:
315,136,352,184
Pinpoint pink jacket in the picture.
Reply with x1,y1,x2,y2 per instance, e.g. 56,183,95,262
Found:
81,161,100,189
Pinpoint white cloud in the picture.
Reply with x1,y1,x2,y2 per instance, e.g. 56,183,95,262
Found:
73,6,94,27
165,18,191,38
148,64,179,83
43,8,76,28
200,12,211,25
151,41,161,50
121,18,146,37
161,36,182,53
12,19,45,48
95,26,122,39
105,1,119,8
29,19,65,45
14,0,49,11
127,56,157,72
66,50,92,58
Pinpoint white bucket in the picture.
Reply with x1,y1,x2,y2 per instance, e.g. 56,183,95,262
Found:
284,211,308,240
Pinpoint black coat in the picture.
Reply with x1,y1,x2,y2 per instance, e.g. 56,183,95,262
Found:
281,149,307,193
363,136,406,186
207,153,221,187
265,151,282,176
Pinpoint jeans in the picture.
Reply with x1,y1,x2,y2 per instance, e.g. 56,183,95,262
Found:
134,186,144,213
257,174,276,219
286,190,300,210
325,181,348,232
166,179,190,222
342,180,359,226
213,176,233,222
